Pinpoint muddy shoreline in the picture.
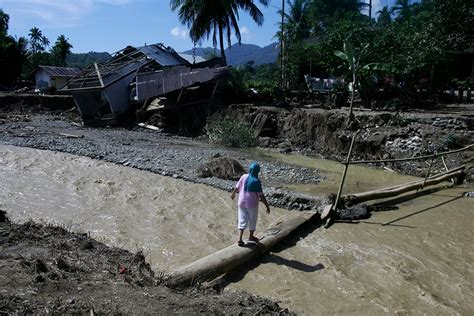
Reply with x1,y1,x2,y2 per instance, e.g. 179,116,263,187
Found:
0,215,290,315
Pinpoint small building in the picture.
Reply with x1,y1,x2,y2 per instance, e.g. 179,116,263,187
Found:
61,43,227,125
33,65,81,90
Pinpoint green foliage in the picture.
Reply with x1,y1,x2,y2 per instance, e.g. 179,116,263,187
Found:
0,9,28,87
28,27,49,53
51,35,73,67
443,132,460,149
170,0,268,64
66,52,110,69
205,113,257,147
278,0,472,106
225,63,280,99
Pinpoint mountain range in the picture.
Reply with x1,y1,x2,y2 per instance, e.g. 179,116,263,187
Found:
66,42,279,69
181,42,279,66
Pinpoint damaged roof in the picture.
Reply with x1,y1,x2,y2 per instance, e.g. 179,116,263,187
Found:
62,43,189,91
36,65,81,77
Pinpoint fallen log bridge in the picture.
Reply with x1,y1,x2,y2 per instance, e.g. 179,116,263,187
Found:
167,211,316,287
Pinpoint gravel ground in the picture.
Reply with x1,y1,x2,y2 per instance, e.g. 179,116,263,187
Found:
0,114,326,210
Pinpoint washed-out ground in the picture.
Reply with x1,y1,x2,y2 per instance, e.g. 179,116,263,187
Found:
0,216,288,315
0,97,472,314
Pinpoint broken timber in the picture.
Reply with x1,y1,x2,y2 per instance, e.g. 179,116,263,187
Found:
167,211,316,287
342,166,465,204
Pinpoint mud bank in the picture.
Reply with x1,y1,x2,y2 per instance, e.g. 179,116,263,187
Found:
226,104,473,178
0,215,289,314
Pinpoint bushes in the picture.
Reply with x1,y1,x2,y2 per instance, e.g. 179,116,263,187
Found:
205,113,257,148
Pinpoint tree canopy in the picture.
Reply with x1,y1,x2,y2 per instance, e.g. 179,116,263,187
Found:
170,0,268,65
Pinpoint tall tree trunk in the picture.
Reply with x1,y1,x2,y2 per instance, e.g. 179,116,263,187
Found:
218,21,227,66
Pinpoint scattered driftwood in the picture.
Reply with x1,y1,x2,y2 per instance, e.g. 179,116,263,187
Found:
59,133,84,139
197,156,245,180
138,123,161,131
167,211,315,287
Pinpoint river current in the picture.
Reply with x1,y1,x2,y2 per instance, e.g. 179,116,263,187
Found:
1,145,473,315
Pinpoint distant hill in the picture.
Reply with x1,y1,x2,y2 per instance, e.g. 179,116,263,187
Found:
66,52,110,69
181,42,278,66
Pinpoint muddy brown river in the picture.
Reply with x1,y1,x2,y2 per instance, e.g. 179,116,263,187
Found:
1,145,473,315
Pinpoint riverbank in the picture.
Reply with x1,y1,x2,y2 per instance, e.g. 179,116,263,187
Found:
0,114,326,210
0,214,289,314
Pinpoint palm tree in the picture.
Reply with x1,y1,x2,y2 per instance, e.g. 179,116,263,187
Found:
391,0,414,21
52,35,73,66
376,5,391,26
279,0,309,41
28,27,50,53
0,9,9,34
170,0,268,65
310,0,369,29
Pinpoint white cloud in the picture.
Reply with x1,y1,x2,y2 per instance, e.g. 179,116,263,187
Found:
0,0,133,27
171,26,189,39
241,26,249,35
372,0,384,16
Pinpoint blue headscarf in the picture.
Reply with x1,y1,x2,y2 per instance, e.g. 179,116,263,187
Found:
244,162,262,193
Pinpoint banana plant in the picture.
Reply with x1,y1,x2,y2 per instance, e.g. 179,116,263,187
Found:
335,40,390,122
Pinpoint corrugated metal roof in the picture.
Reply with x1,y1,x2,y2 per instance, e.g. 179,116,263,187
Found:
37,65,81,77
178,53,206,64
137,44,188,66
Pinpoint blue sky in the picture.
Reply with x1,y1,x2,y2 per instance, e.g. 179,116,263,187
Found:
1,0,394,53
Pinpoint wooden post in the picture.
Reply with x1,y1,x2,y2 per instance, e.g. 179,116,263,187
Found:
324,132,358,228
441,155,455,184
422,157,434,189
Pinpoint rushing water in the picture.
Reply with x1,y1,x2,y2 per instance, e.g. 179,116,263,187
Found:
1,145,473,315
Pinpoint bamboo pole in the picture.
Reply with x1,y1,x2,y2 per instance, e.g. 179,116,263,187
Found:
348,144,473,165
422,158,435,189
323,132,358,228
342,168,464,204
441,155,455,184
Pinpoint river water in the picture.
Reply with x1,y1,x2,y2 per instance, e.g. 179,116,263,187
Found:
1,145,473,315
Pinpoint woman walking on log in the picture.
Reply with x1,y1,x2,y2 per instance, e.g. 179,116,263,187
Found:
231,162,271,246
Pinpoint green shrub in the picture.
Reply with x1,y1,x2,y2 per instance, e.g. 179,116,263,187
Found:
205,113,257,148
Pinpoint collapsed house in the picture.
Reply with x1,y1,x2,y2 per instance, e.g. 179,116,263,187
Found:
61,43,227,126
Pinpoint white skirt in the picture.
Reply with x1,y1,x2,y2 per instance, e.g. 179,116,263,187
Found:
238,206,259,231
